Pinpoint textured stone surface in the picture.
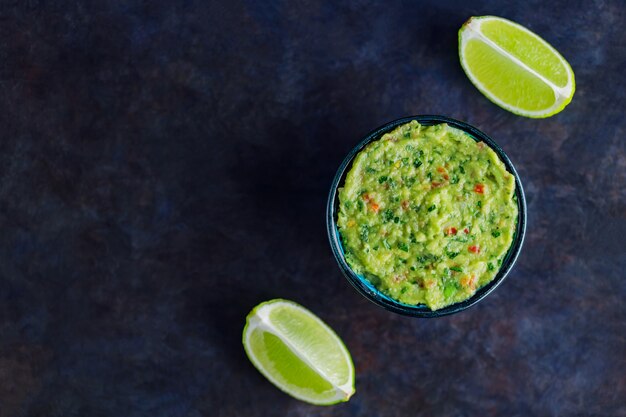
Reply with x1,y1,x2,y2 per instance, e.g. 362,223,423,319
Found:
0,1,624,416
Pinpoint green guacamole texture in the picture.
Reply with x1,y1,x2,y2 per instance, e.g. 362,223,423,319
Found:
337,121,518,310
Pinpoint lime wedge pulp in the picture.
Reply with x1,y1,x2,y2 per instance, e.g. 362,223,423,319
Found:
242,299,355,405
459,16,575,118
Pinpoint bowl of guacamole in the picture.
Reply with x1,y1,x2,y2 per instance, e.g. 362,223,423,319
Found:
327,115,526,317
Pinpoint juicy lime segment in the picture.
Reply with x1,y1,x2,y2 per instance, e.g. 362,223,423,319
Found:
242,299,355,405
464,39,557,109
459,16,575,118
479,19,570,87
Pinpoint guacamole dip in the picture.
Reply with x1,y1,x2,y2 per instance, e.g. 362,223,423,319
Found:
337,121,518,310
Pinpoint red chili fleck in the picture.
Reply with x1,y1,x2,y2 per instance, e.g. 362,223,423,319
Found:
370,202,380,213
362,193,371,202
431,181,442,189
468,245,480,253
401,200,410,210
474,184,485,194
436,166,446,173
446,227,458,236
468,274,478,288
461,274,477,288
443,174,449,180
464,228,470,234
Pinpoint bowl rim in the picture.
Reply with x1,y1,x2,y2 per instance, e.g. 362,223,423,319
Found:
326,115,527,318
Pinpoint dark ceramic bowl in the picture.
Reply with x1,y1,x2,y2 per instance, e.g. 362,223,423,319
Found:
326,115,526,317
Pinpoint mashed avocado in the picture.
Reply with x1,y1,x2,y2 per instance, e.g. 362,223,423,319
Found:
337,121,518,310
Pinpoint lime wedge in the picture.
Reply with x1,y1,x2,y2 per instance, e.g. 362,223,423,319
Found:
242,299,355,405
459,16,575,118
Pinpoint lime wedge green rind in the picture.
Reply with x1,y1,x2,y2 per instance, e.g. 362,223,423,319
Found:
459,16,575,118
242,299,355,405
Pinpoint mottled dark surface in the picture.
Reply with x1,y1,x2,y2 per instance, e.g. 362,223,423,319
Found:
0,0,624,416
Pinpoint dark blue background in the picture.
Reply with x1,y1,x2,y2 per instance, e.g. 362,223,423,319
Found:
0,1,624,416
